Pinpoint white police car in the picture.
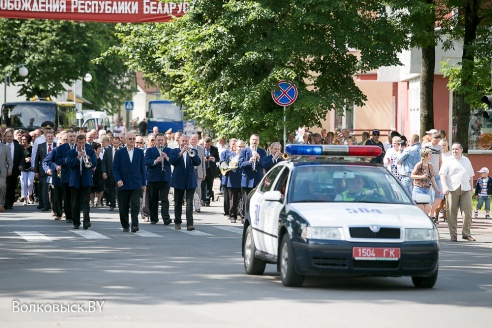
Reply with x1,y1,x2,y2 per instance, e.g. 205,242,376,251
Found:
242,145,439,288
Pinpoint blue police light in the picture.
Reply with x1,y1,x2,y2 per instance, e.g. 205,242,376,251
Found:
285,145,382,157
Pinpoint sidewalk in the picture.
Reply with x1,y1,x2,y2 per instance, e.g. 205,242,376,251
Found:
437,211,492,238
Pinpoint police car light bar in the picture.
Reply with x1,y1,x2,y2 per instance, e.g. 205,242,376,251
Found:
285,145,382,157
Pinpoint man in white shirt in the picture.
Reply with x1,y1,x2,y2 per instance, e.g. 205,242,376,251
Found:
440,142,475,242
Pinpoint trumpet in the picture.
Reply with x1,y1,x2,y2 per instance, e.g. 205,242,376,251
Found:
79,147,92,168
273,151,289,161
187,146,196,157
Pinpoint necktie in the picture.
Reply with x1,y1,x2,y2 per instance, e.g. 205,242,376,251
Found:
48,144,52,152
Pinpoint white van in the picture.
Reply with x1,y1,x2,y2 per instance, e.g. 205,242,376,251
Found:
80,110,112,132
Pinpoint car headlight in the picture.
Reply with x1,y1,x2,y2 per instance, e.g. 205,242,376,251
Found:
301,227,344,240
405,228,438,241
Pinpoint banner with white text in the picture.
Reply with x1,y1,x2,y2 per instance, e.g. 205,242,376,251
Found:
0,0,188,23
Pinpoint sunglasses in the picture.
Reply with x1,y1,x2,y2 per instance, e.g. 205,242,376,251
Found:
136,142,143,144
127,138,136,140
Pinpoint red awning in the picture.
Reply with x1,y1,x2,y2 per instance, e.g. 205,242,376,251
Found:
0,0,188,23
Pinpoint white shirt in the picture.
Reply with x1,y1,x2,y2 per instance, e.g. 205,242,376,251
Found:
127,147,134,163
439,155,474,192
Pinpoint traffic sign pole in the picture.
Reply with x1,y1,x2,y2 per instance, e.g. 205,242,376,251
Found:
284,106,286,150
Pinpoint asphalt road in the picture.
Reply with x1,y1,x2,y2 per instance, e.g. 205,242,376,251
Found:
1,195,492,328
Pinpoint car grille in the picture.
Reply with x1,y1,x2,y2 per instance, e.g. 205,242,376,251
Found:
312,257,348,268
349,227,401,239
353,260,399,269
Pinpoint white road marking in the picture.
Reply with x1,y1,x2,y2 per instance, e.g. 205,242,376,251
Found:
214,226,243,234
70,230,110,239
14,231,52,242
135,230,163,237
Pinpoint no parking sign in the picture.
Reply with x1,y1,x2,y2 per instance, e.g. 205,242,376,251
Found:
272,81,298,106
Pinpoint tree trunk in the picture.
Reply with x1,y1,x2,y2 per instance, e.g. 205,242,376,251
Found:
420,44,435,137
457,0,481,153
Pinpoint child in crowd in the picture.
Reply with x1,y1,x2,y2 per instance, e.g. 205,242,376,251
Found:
474,167,492,219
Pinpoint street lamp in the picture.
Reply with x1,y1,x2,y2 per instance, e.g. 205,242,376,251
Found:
3,64,28,104
72,72,92,113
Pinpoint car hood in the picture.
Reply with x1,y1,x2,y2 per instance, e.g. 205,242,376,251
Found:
288,203,433,228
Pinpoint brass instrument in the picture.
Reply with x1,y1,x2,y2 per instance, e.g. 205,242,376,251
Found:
81,147,92,168
220,154,239,175
57,169,61,178
187,146,196,157
281,153,290,160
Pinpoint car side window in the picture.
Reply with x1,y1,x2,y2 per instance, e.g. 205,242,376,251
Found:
274,169,290,198
258,166,284,193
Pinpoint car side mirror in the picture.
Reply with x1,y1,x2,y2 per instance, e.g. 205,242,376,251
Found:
413,194,431,205
264,190,283,202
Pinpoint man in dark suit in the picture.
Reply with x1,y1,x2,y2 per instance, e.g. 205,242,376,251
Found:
238,134,267,219
202,137,219,206
66,134,97,230
102,137,120,211
169,135,201,231
3,129,25,209
145,133,172,225
112,132,147,233
56,129,76,223
34,130,56,212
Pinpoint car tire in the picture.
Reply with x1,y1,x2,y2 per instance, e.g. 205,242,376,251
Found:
244,225,266,275
280,234,304,287
411,270,438,288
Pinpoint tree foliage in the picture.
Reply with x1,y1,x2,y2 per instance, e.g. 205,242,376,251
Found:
115,0,408,141
0,19,135,114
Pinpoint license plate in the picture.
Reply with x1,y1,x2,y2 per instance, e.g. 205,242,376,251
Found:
353,247,400,261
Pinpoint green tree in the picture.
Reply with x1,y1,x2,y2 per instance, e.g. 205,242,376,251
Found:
440,0,492,152
115,0,408,141
0,19,134,115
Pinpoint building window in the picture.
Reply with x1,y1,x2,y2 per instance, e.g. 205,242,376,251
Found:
452,91,492,152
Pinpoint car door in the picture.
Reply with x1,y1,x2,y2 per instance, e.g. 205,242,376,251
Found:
250,166,284,253
263,168,290,255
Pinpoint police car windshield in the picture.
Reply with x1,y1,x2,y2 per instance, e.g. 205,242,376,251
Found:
288,165,412,204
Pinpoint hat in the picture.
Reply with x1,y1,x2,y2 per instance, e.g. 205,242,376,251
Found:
478,167,489,174
372,129,380,136
165,128,172,134
426,129,438,134
41,121,54,129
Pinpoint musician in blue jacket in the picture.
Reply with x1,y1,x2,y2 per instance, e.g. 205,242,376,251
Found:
66,134,97,230
112,132,147,233
42,146,62,220
145,133,172,225
169,135,201,231
238,134,267,218
261,142,285,172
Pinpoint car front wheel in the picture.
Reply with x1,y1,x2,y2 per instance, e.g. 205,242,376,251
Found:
280,234,304,287
244,225,266,275
412,269,438,288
